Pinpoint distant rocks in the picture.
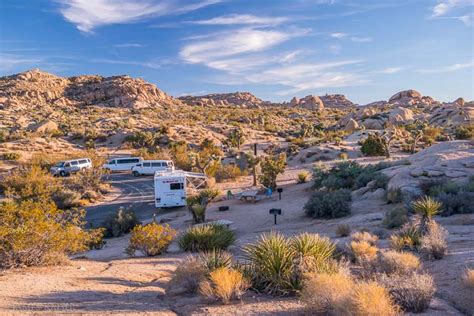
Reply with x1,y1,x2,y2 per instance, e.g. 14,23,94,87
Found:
27,119,59,133
388,107,414,124
290,95,324,110
179,92,266,108
0,69,179,110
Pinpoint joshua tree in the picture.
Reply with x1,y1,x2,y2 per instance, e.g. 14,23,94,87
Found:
406,121,427,154
227,128,245,151
259,153,287,190
412,196,441,235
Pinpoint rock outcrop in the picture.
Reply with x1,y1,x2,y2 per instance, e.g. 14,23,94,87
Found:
179,92,266,108
0,69,179,110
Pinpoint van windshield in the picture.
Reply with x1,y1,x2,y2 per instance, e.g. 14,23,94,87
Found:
55,162,65,167
107,159,115,164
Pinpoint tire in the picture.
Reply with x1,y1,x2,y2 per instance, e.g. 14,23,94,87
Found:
133,171,140,177
59,170,66,177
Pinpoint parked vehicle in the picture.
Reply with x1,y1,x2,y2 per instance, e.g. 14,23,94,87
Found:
102,157,143,172
154,170,206,208
50,158,92,177
131,160,174,176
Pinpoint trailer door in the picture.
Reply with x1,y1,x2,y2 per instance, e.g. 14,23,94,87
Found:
169,182,185,205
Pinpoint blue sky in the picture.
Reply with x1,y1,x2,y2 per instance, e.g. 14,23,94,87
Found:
0,0,473,104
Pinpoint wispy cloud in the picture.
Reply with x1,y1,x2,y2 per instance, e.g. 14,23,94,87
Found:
55,0,222,33
430,0,473,25
114,43,146,48
330,32,347,39
180,28,309,67
330,32,373,42
190,14,288,26
91,57,174,69
380,67,403,74
0,53,43,72
350,36,373,42
417,61,473,74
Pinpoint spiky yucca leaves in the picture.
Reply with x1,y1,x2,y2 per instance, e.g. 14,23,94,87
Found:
412,196,441,234
198,249,233,271
243,232,337,296
179,224,236,252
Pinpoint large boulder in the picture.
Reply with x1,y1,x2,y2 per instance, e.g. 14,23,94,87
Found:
344,118,359,132
389,90,422,102
27,120,59,133
388,107,414,124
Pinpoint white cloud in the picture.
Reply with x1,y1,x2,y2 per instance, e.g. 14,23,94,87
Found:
330,32,347,39
350,36,373,42
0,53,43,72
417,62,473,74
190,14,288,26
431,0,472,17
380,67,402,74
55,0,222,33
180,28,307,67
114,43,146,47
91,57,174,69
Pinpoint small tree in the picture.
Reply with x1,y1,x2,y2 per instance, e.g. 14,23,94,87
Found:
226,128,245,151
187,188,220,223
259,153,287,189
406,121,427,154
360,134,386,157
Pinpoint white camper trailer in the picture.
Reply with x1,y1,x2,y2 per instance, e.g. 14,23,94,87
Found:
154,170,207,208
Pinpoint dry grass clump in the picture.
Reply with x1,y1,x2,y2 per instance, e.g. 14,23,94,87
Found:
336,224,351,237
380,273,435,313
351,231,379,245
463,268,474,288
172,256,208,293
379,250,421,275
347,281,399,316
351,241,378,264
301,272,354,313
199,267,249,304
420,221,448,260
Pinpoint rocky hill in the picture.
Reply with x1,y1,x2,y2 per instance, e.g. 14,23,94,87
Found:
179,92,267,108
0,69,179,110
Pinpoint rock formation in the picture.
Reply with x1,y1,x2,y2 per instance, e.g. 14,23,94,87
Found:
179,92,266,108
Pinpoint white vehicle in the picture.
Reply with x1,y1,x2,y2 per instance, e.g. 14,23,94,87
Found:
131,160,174,176
103,157,143,172
50,158,92,177
154,170,207,208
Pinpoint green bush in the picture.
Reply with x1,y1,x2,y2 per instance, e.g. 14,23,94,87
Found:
454,125,473,140
2,152,20,161
360,134,386,156
421,178,474,216
383,207,409,229
243,232,337,295
179,224,236,252
304,189,351,219
0,200,99,269
100,207,140,238
259,153,287,189
125,223,177,257
336,224,351,237
51,189,82,209
198,250,233,271
296,171,309,184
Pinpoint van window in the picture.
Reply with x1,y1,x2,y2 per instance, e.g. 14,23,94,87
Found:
170,183,184,190
108,159,116,164
79,159,88,164
118,158,139,164
151,162,162,167
143,162,151,167
64,163,71,167
71,161,79,166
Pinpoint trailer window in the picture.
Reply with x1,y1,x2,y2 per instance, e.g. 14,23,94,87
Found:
170,183,184,190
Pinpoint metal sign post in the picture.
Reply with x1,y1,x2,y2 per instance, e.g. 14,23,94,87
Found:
277,187,283,200
269,208,282,225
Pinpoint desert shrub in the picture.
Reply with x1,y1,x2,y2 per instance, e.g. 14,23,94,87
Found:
422,178,474,216
383,207,409,229
301,272,354,313
2,152,20,161
0,200,96,269
386,188,403,204
336,224,351,237
390,224,422,251
353,168,389,190
199,267,249,304
2,165,58,202
243,232,338,295
454,125,473,140
379,250,421,275
380,273,435,313
463,268,474,288
304,189,351,219
0,129,8,143
259,153,287,189
126,223,177,257
214,164,242,182
198,250,233,271
186,188,220,224
100,207,140,238
420,221,448,260
351,231,379,245
350,241,378,264
339,152,349,160
312,161,363,190
412,196,441,234
360,134,387,156
296,171,309,184
51,189,83,209
345,281,399,316
172,256,208,293
179,224,236,252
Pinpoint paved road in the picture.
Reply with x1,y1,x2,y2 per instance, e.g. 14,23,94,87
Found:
85,173,158,227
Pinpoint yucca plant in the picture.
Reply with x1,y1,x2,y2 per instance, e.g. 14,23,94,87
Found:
412,196,441,234
179,224,236,252
243,232,338,296
198,249,233,271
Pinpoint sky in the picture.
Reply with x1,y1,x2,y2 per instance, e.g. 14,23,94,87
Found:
0,0,473,104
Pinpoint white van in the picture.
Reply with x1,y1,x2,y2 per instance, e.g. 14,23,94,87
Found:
131,160,174,176
50,158,92,177
103,157,143,172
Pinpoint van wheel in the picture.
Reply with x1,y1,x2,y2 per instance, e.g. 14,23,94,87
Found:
133,171,140,177
59,171,66,177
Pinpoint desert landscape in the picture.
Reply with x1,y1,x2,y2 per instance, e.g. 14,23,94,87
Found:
1,0,473,315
